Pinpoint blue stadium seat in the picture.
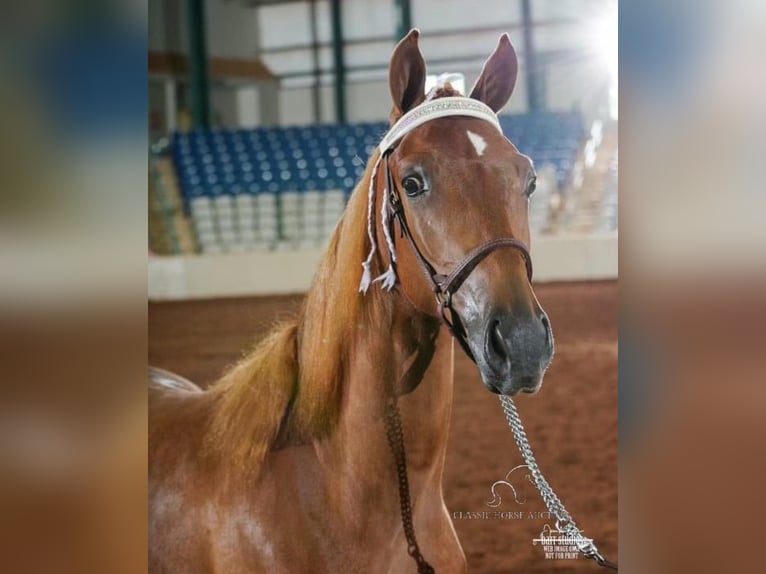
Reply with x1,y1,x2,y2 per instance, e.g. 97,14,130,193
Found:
171,112,585,202
170,111,586,249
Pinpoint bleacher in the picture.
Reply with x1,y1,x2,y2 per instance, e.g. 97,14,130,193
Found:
154,111,585,254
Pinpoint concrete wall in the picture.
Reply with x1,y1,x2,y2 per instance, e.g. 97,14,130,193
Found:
149,0,259,57
149,234,618,300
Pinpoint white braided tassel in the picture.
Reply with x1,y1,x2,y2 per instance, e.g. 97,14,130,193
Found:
372,185,398,291
359,155,382,293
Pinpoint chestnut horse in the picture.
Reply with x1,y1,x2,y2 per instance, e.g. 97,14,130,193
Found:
150,30,553,573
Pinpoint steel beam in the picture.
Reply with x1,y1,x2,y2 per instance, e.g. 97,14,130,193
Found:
330,0,347,123
186,0,211,128
521,0,543,112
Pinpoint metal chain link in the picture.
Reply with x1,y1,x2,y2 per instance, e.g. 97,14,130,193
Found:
499,395,618,570
383,397,436,574
380,393,616,572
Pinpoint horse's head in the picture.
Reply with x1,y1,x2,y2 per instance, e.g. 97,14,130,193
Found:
377,30,554,395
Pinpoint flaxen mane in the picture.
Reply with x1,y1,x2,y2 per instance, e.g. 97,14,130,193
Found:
203,150,391,473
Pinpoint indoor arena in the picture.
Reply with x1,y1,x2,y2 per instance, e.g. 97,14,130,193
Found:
148,1,618,572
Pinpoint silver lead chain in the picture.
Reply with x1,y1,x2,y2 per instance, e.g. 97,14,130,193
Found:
499,395,618,570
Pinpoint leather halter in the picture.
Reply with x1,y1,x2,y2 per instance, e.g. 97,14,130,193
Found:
381,150,533,363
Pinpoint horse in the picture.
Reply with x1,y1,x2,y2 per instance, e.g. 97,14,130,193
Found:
149,29,554,574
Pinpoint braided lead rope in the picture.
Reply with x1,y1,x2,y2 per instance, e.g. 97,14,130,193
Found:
383,398,436,574
499,395,618,570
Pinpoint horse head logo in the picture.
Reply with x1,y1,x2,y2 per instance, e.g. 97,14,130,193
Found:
485,464,534,508
540,523,556,539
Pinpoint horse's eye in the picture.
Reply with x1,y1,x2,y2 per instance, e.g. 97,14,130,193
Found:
403,175,426,197
526,176,537,197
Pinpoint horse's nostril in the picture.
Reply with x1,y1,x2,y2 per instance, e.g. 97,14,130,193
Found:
540,313,553,350
489,319,507,359
540,314,550,337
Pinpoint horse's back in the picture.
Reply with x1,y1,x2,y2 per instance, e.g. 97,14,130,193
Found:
148,366,205,467
148,365,205,500
149,367,215,572
149,366,202,394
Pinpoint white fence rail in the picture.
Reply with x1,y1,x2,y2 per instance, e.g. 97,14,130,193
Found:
149,234,617,301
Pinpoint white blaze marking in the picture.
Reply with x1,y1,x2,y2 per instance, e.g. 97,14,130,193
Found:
466,130,487,156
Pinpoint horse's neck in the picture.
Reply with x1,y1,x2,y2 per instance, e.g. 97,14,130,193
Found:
319,299,454,499
295,179,454,500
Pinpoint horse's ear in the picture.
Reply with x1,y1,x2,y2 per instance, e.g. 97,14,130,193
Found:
388,29,427,123
469,34,518,113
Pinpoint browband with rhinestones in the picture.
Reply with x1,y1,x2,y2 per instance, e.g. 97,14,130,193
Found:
379,97,501,153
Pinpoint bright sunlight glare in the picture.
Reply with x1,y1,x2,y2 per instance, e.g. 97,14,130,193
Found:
590,6,619,80
588,4,618,119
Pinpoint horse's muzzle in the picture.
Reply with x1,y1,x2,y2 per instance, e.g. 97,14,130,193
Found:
473,306,554,395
